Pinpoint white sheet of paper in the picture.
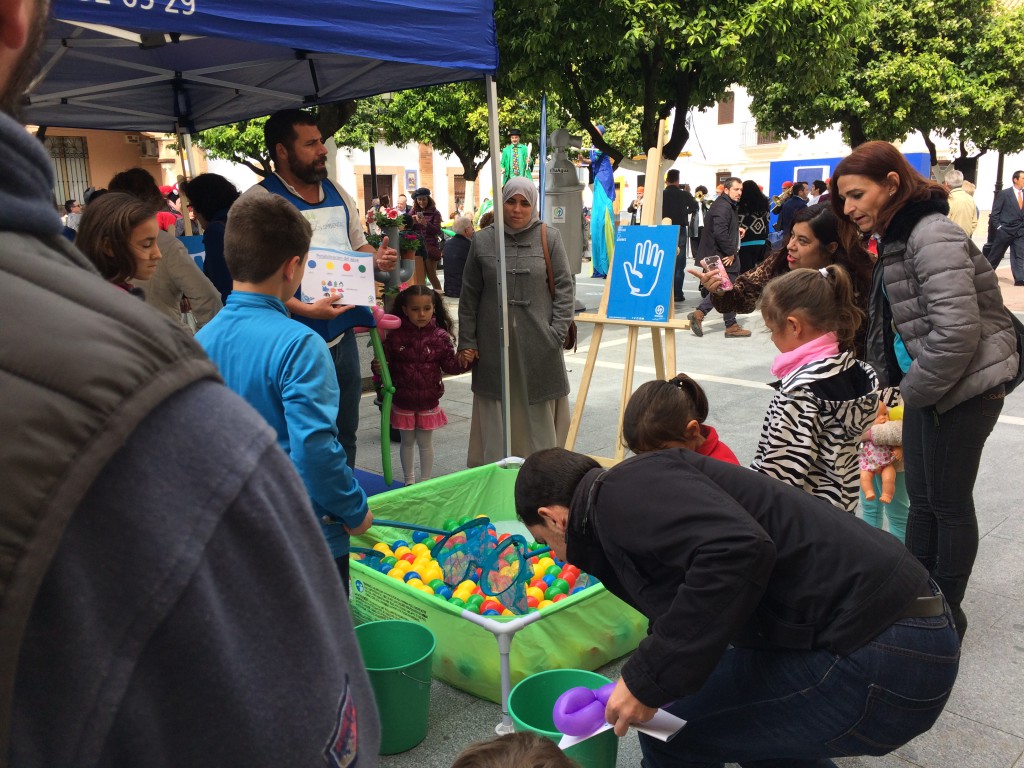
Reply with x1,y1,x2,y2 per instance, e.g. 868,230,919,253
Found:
556,709,686,749
299,247,376,307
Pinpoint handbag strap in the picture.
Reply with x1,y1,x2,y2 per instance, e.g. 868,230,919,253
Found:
540,223,556,299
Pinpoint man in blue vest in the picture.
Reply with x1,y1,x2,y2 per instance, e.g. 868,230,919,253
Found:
248,109,398,467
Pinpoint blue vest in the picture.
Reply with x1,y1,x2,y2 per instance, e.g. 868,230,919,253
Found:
260,175,373,342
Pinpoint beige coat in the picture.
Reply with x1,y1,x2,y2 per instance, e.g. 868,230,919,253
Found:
131,228,222,330
946,187,977,236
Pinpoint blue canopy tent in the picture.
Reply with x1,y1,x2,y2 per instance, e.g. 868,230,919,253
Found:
27,0,497,132
24,0,516,457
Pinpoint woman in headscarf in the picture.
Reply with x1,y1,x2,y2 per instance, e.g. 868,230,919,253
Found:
457,177,575,466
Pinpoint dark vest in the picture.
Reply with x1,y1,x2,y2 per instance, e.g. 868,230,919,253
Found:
0,232,220,755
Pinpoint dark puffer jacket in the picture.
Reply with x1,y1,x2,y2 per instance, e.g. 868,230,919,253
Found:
383,317,464,411
868,196,1017,412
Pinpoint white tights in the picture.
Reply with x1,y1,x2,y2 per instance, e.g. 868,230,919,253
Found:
399,428,435,485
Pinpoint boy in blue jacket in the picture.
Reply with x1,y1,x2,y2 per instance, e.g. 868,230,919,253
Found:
197,193,372,591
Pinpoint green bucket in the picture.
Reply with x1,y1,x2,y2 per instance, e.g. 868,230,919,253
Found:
508,669,619,768
355,620,436,754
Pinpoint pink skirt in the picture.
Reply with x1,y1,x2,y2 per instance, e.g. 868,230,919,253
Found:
390,404,448,431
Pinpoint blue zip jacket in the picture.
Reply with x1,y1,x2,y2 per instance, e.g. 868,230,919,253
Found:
197,291,368,556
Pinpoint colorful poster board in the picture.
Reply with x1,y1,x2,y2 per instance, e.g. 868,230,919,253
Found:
300,247,376,307
605,225,679,323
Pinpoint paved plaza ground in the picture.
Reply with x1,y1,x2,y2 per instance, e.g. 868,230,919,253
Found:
352,252,1024,768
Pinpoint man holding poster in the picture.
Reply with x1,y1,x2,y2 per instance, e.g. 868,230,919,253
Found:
197,193,373,590
243,109,397,468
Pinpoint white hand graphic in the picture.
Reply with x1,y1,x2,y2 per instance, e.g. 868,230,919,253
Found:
622,239,665,297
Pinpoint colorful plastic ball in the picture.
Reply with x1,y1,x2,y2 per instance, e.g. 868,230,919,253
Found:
526,595,540,608
501,608,515,617
372,542,392,554
418,585,435,595
544,586,564,601
386,568,404,580
570,586,586,595
392,540,409,549
382,556,398,566
552,578,571,593
411,530,429,543
542,575,556,586
378,563,392,574
393,546,411,558
403,571,422,582
537,557,556,572
466,594,484,608
437,586,453,600
552,593,569,603
406,577,423,588
537,599,554,609
530,578,548,591
443,518,458,531
449,597,466,608
457,515,473,526
545,565,562,577
482,609,501,616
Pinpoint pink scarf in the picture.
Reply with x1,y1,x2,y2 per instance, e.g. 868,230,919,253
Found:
770,332,840,380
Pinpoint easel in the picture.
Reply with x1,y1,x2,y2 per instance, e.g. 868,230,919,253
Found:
565,120,688,466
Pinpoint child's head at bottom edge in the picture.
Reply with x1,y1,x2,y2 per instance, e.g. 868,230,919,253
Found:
224,192,312,296
450,732,579,768
622,373,710,454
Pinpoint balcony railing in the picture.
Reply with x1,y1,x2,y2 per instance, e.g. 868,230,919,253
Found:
739,121,781,147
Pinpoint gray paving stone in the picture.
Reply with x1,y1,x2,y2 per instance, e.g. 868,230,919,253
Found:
945,623,1024,738
893,710,1024,768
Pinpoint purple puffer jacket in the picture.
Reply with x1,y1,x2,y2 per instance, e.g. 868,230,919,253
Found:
383,317,464,411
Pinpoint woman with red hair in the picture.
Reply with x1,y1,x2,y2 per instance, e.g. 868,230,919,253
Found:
831,141,1018,641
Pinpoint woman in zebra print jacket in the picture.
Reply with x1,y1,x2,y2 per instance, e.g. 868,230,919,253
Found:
751,265,879,513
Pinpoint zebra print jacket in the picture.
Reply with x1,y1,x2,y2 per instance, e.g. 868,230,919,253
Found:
751,350,879,513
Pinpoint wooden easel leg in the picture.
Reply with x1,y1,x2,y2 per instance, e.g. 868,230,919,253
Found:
565,322,605,450
650,327,665,381
665,328,676,378
615,326,640,461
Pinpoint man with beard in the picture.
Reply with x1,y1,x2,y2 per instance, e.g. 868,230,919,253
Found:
0,4,380,764
246,109,397,468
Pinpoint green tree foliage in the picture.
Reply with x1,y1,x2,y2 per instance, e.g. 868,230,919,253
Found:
495,0,867,165
749,0,1024,163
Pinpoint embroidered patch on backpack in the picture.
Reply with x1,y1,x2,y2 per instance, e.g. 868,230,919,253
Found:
323,675,359,768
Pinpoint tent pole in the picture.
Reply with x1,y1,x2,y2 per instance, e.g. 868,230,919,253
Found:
174,124,197,236
485,75,511,459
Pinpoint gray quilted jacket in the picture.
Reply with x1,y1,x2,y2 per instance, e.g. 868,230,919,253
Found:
867,197,1017,413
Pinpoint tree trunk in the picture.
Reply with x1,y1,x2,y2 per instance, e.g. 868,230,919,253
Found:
918,130,938,167
845,114,868,147
662,65,697,160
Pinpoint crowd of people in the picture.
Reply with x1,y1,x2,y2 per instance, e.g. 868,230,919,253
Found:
3,2,1020,760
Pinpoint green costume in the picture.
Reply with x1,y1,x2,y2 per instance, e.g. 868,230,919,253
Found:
501,142,533,185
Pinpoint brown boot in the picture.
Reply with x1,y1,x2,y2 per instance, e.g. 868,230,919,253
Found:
687,310,705,337
725,324,751,338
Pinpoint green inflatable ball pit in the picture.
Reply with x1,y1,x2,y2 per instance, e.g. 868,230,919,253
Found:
508,668,619,768
355,620,436,755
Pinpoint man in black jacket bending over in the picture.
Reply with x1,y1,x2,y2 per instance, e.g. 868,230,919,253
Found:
516,448,959,768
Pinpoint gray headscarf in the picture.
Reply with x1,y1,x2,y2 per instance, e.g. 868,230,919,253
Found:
501,177,539,235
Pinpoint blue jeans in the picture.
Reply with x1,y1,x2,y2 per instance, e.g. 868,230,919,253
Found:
903,385,1004,637
329,330,360,469
639,606,960,768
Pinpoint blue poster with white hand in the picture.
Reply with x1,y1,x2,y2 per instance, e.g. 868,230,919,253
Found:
606,225,679,322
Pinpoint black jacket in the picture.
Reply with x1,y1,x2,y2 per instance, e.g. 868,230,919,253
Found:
662,186,697,227
695,195,739,263
565,450,928,708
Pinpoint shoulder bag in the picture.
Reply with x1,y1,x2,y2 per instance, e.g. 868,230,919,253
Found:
540,224,577,352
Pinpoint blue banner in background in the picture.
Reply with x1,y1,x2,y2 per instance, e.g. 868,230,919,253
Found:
180,235,205,270
606,225,679,322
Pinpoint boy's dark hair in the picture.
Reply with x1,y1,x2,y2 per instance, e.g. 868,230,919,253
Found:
812,179,828,194
759,264,864,351
76,192,157,284
515,448,598,526
791,181,808,196
107,167,165,213
179,173,239,221
264,109,318,169
450,731,579,768
393,284,456,337
64,199,77,213
623,374,709,453
224,194,312,283
665,169,680,184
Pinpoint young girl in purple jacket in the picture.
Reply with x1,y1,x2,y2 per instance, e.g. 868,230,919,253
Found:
384,285,468,484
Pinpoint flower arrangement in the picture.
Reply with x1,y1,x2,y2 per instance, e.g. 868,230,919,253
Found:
374,207,406,230
398,230,422,253
366,233,383,248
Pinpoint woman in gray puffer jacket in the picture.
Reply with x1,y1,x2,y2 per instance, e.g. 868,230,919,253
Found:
831,142,1018,642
